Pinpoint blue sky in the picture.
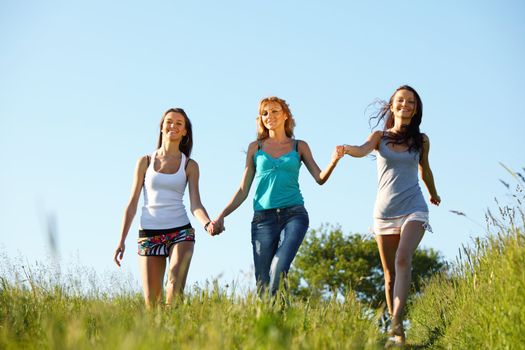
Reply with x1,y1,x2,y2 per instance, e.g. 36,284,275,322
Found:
1,0,524,292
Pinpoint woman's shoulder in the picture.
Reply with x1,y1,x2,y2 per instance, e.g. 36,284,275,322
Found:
295,139,308,148
138,154,149,162
247,140,260,154
137,154,151,166
369,130,383,142
372,130,384,138
185,158,199,177
248,140,259,148
368,130,384,148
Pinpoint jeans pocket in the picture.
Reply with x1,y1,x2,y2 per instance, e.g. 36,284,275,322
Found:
251,212,265,224
287,205,308,216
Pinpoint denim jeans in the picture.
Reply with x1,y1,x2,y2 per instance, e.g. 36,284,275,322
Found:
251,204,309,295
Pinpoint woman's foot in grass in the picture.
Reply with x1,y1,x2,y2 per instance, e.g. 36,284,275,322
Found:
387,317,405,347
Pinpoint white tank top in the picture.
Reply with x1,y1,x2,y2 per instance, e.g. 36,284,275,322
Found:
140,151,190,229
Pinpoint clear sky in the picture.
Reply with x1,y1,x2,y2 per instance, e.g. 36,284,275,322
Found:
1,0,524,292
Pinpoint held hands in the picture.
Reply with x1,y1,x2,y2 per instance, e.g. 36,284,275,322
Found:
113,242,125,267
206,216,225,236
332,145,345,164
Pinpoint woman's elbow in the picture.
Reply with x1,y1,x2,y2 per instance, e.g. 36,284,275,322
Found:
189,202,203,215
316,177,327,185
421,168,432,178
347,151,365,158
354,149,371,158
237,188,250,201
125,201,138,214
189,208,199,217
421,172,433,184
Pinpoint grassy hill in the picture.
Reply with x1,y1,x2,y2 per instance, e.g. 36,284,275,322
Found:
0,275,384,349
407,213,524,348
2,170,524,349
2,219,523,349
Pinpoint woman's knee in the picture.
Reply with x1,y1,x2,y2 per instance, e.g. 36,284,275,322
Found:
166,268,177,284
167,264,187,283
395,251,412,269
170,249,193,272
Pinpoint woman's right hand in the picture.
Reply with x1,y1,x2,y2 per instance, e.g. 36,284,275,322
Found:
114,241,125,267
335,145,345,161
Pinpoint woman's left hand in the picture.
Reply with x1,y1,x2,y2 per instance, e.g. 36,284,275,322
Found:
430,195,441,206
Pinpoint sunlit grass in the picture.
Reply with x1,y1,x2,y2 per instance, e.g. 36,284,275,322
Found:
407,227,525,348
406,167,525,349
0,256,384,349
3,166,524,349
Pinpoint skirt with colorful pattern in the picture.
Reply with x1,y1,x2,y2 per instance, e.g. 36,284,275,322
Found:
137,226,195,257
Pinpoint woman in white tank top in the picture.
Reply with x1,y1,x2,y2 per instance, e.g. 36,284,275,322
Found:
113,108,221,307
339,86,441,346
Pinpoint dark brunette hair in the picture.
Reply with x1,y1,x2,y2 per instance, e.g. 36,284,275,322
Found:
369,85,424,154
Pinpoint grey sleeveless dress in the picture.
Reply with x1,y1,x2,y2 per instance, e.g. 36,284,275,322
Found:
373,138,428,219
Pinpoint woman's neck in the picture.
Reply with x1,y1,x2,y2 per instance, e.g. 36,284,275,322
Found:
268,129,289,143
159,141,181,156
391,119,410,134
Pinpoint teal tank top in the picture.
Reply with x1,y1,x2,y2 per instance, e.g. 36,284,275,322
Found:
253,140,304,210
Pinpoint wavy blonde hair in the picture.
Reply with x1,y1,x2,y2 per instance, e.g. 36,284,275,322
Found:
256,96,296,140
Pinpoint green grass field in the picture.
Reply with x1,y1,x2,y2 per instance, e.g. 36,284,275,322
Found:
0,272,384,349
2,171,524,349
407,208,525,349
2,218,523,349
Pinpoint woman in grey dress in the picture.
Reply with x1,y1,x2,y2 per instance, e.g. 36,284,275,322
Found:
340,85,440,345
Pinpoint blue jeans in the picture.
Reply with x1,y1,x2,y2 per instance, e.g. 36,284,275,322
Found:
251,205,309,295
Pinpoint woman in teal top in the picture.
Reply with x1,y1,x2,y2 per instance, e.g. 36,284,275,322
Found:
214,96,343,295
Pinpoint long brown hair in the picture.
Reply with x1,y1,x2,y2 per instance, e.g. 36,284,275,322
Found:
369,85,424,154
157,108,193,157
256,96,296,140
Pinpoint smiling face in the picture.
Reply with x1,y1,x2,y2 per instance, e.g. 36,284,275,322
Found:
260,101,287,131
390,89,417,122
161,111,187,141
256,97,295,140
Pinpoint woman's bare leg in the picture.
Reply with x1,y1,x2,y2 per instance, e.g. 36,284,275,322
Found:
390,220,425,342
375,234,400,316
165,241,195,305
139,256,166,308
